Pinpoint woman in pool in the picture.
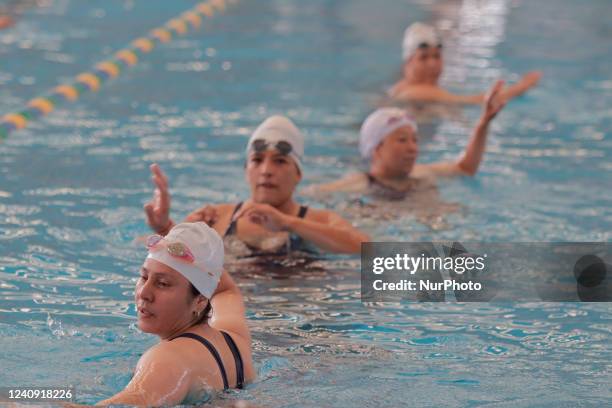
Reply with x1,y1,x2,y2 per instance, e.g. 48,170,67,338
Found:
144,115,369,255
389,22,542,104
309,80,507,198
98,222,255,406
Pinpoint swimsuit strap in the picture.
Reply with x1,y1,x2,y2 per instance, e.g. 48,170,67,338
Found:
171,333,229,390
286,205,310,252
223,202,244,237
365,172,376,184
221,331,245,389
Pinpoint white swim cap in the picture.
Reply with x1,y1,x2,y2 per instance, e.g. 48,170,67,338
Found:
359,107,418,159
146,222,224,298
402,22,442,61
246,115,304,173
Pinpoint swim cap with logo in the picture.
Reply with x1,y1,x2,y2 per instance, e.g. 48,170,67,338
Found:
146,222,224,298
359,108,418,159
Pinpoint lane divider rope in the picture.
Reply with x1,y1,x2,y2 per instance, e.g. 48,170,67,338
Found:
0,0,236,142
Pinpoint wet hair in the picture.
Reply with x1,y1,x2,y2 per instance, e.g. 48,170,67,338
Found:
189,283,212,325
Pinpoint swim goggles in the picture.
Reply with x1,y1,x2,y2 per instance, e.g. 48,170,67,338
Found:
146,235,195,263
386,112,416,126
251,139,293,155
418,42,443,49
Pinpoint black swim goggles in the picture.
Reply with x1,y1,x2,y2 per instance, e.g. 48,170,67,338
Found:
418,42,443,50
251,139,293,155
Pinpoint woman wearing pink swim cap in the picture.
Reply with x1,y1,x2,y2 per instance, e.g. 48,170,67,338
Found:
309,80,507,198
98,222,255,406
389,22,542,104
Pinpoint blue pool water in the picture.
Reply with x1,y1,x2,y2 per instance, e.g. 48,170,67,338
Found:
1,0,611,406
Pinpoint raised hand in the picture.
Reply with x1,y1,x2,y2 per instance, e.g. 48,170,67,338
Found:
482,80,507,122
519,70,542,90
143,163,172,234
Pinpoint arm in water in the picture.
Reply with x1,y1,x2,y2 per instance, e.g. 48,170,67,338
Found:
301,173,369,196
391,71,541,105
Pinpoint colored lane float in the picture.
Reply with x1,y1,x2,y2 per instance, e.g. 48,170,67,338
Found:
0,0,236,142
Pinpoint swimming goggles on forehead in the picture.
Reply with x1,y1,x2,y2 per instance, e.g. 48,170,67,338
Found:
251,139,293,155
386,113,416,126
418,42,443,49
146,235,194,263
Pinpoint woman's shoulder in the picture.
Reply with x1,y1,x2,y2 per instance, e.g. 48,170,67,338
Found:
345,172,370,182
128,337,224,397
209,203,239,214
143,334,226,376
132,341,196,382
140,338,190,362
326,172,370,193
194,202,238,213
166,328,256,385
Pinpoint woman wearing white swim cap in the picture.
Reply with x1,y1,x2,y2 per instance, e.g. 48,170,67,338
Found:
309,80,507,197
389,22,542,104
144,116,369,255
98,222,255,406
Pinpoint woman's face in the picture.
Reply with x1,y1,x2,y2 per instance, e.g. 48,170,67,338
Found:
403,46,443,84
374,126,419,175
245,149,301,206
135,258,203,339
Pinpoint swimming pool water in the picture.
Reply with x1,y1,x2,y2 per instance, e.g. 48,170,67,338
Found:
1,0,611,406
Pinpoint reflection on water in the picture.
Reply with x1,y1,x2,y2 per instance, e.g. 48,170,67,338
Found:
1,262,610,406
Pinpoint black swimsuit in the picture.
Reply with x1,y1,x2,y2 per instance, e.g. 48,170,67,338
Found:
223,201,318,256
171,331,244,390
365,172,413,201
